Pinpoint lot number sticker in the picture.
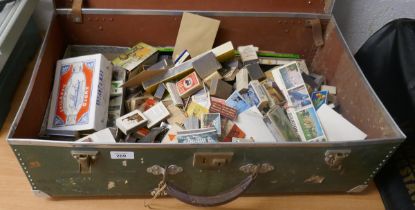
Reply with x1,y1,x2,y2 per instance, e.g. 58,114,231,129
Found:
110,151,134,159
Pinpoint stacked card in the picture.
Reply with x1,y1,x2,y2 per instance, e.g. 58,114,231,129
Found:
272,62,327,142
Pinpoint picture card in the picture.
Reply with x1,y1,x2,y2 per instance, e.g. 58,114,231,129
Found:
287,107,326,142
272,62,327,142
265,106,300,142
225,91,251,114
112,42,158,72
201,113,221,135
177,128,218,143
311,90,329,110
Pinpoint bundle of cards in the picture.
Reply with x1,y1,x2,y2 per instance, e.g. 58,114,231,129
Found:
47,54,112,133
177,128,218,143
272,62,327,142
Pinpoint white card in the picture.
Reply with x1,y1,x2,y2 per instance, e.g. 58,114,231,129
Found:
76,128,116,143
317,104,367,141
235,106,276,143
143,102,170,128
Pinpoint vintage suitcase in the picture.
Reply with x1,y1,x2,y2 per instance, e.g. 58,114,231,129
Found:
7,0,406,207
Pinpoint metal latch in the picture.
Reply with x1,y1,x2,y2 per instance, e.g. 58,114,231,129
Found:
239,163,274,174
147,165,183,176
325,149,351,171
71,0,83,23
71,150,99,174
193,152,234,170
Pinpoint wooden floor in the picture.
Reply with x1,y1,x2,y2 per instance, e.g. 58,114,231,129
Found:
0,58,386,210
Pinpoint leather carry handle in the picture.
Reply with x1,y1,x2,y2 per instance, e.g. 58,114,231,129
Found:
147,164,274,207
165,173,257,207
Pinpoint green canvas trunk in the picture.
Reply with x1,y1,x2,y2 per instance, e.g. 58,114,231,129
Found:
7,0,405,206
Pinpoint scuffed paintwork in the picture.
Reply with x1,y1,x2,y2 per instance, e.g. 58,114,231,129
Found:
55,177,92,193
304,175,325,184
107,181,115,190
29,161,41,169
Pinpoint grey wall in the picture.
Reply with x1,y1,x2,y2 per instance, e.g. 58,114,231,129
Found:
33,0,53,34
33,0,415,54
334,0,415,54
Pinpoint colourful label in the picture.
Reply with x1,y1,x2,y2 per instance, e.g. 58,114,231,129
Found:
224,124,246,142
112,42,157,71
311,90,329,110
209,101,237,121
54,61,94,127
176,72,200,96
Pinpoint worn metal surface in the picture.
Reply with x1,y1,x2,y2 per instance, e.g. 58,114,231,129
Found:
55,8,332,18
11,141,399,196
53,0,331,14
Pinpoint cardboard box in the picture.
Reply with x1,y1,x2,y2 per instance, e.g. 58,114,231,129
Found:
176,72,203,98
47,54,112,132
116,110,148,134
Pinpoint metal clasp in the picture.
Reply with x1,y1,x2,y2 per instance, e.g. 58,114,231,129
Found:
147,165,183,176
71,150,99,174
325,149,351,171
193,152,234,170
239,163,274,174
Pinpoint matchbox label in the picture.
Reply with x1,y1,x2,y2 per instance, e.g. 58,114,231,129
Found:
176,72,199,95
53,61,95,127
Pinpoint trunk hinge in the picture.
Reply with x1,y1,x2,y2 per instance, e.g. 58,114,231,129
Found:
71,0,83,23
306,19,324,47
